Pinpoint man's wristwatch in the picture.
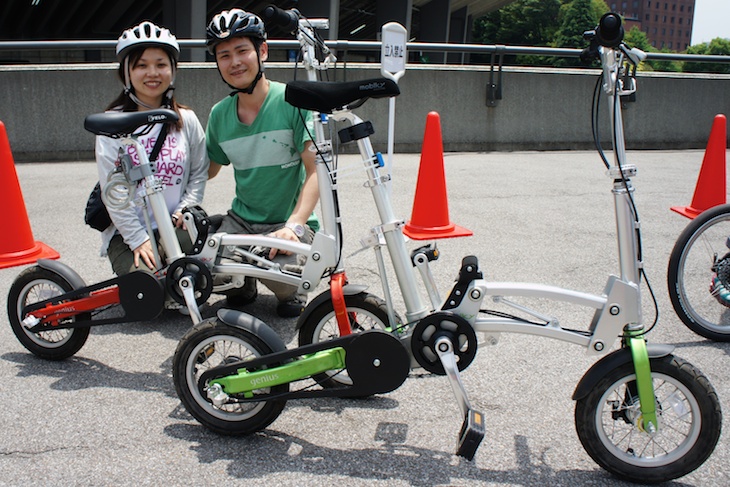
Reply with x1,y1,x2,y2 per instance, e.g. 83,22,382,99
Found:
285,222,306,238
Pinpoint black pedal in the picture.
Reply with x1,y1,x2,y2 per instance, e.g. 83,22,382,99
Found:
456,409,485,461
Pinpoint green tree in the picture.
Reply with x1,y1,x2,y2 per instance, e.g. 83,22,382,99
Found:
623,26,680,72
553,0,602,66
683,38,730,73
472,0,561,65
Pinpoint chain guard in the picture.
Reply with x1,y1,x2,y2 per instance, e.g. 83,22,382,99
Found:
198,329,410,401
165,257,213,306
411,312,478,375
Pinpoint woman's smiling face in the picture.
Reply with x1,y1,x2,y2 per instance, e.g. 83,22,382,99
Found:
129,47,173,108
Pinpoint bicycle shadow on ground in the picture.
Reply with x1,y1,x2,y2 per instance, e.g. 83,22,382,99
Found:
87,294,299,345
164,422,693,486
671,338,730,357
1,351,178,398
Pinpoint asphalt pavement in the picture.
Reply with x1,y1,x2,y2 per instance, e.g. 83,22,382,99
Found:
1,150,729,486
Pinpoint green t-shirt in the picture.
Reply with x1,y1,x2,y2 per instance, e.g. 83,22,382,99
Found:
206,80,318,229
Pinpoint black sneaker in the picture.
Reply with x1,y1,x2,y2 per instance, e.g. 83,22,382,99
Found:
225,278,258,307
276,297,306,318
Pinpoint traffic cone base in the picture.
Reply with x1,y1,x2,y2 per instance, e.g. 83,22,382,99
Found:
671,114,727,219
403,111,472,240
0,120,59,269
0,242,60,270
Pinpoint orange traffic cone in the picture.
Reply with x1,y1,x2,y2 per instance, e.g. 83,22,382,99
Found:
403,112,472,240
0,120,59,269
671,114,727,219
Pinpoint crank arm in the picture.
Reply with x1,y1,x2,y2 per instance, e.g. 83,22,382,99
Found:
177,274,203,325
435,336,485,461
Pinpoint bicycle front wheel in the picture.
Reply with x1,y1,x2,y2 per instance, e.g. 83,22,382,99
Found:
173,319,288,435
668,204,730,340
7,266,90,360
575,355,721,483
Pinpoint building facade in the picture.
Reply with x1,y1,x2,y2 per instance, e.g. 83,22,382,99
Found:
609,0,695,51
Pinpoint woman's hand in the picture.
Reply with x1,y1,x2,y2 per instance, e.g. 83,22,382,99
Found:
133,239,156,270
172,211,185,229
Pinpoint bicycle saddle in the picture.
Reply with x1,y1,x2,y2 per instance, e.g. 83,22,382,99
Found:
285,78,400,113
84,108,179,138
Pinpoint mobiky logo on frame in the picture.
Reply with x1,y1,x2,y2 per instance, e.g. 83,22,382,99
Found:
359,81,386,91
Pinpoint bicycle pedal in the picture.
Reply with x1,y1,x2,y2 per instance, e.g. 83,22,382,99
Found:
456,408,485,461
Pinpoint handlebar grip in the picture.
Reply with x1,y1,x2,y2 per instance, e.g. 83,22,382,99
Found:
595,12,624,47
263,5,300,33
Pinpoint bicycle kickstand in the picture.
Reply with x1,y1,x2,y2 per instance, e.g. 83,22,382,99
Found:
434,336,486,460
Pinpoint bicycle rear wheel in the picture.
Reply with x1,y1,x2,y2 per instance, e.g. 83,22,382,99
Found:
668,204,730,341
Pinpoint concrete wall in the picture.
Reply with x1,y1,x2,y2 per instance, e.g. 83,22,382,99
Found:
0,62,728,162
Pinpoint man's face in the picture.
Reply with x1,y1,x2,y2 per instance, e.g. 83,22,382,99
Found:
214,36,268,89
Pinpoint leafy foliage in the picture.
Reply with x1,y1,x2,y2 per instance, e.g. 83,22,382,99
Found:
684,38,730,73
471,0,729,72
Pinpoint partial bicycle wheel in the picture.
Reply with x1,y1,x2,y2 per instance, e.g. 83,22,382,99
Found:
172,318,288,435
575,355,721,483
297,292,395,388
7,266,91,360
668,204,730,340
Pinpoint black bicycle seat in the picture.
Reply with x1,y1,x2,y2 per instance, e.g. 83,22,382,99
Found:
285,78,400,113
84,108,179,137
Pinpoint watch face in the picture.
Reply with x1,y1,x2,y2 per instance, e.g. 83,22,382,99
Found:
288,223,305,237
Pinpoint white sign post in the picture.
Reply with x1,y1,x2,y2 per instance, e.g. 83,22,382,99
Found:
380,22,407,190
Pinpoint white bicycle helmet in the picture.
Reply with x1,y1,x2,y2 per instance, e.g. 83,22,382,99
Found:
206,9,266,55
116,21,180,61
116,21,180,108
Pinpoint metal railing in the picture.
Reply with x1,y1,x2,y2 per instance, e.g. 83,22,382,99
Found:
1,38,728,64
2,38,726,108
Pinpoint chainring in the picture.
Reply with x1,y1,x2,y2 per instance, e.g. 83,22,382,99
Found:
410,311,478,375
165,257,213,306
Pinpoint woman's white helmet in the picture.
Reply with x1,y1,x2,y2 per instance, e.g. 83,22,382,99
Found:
116,21,179,108
116,21,180,62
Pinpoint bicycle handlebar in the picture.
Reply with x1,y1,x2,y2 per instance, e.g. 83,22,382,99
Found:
580,12,625,62
263,5,300,34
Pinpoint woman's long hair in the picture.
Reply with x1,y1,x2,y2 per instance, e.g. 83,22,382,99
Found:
106,45,186,130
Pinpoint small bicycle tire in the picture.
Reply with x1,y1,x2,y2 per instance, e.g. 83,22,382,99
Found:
7,266,90,360
575,354,721,483
297,292,394,388
668,204,730,341
172,318,288,435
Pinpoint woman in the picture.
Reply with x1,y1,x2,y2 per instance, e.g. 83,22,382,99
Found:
95,21,208,277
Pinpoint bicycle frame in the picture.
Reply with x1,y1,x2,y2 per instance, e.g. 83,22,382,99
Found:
198,13,662,434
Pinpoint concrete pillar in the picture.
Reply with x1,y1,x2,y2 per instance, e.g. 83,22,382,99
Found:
419,0,451,63
163,0,206,62
299,0,338,39
447,6,468,64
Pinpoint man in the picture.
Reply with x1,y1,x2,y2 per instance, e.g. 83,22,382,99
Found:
206,9,319,317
